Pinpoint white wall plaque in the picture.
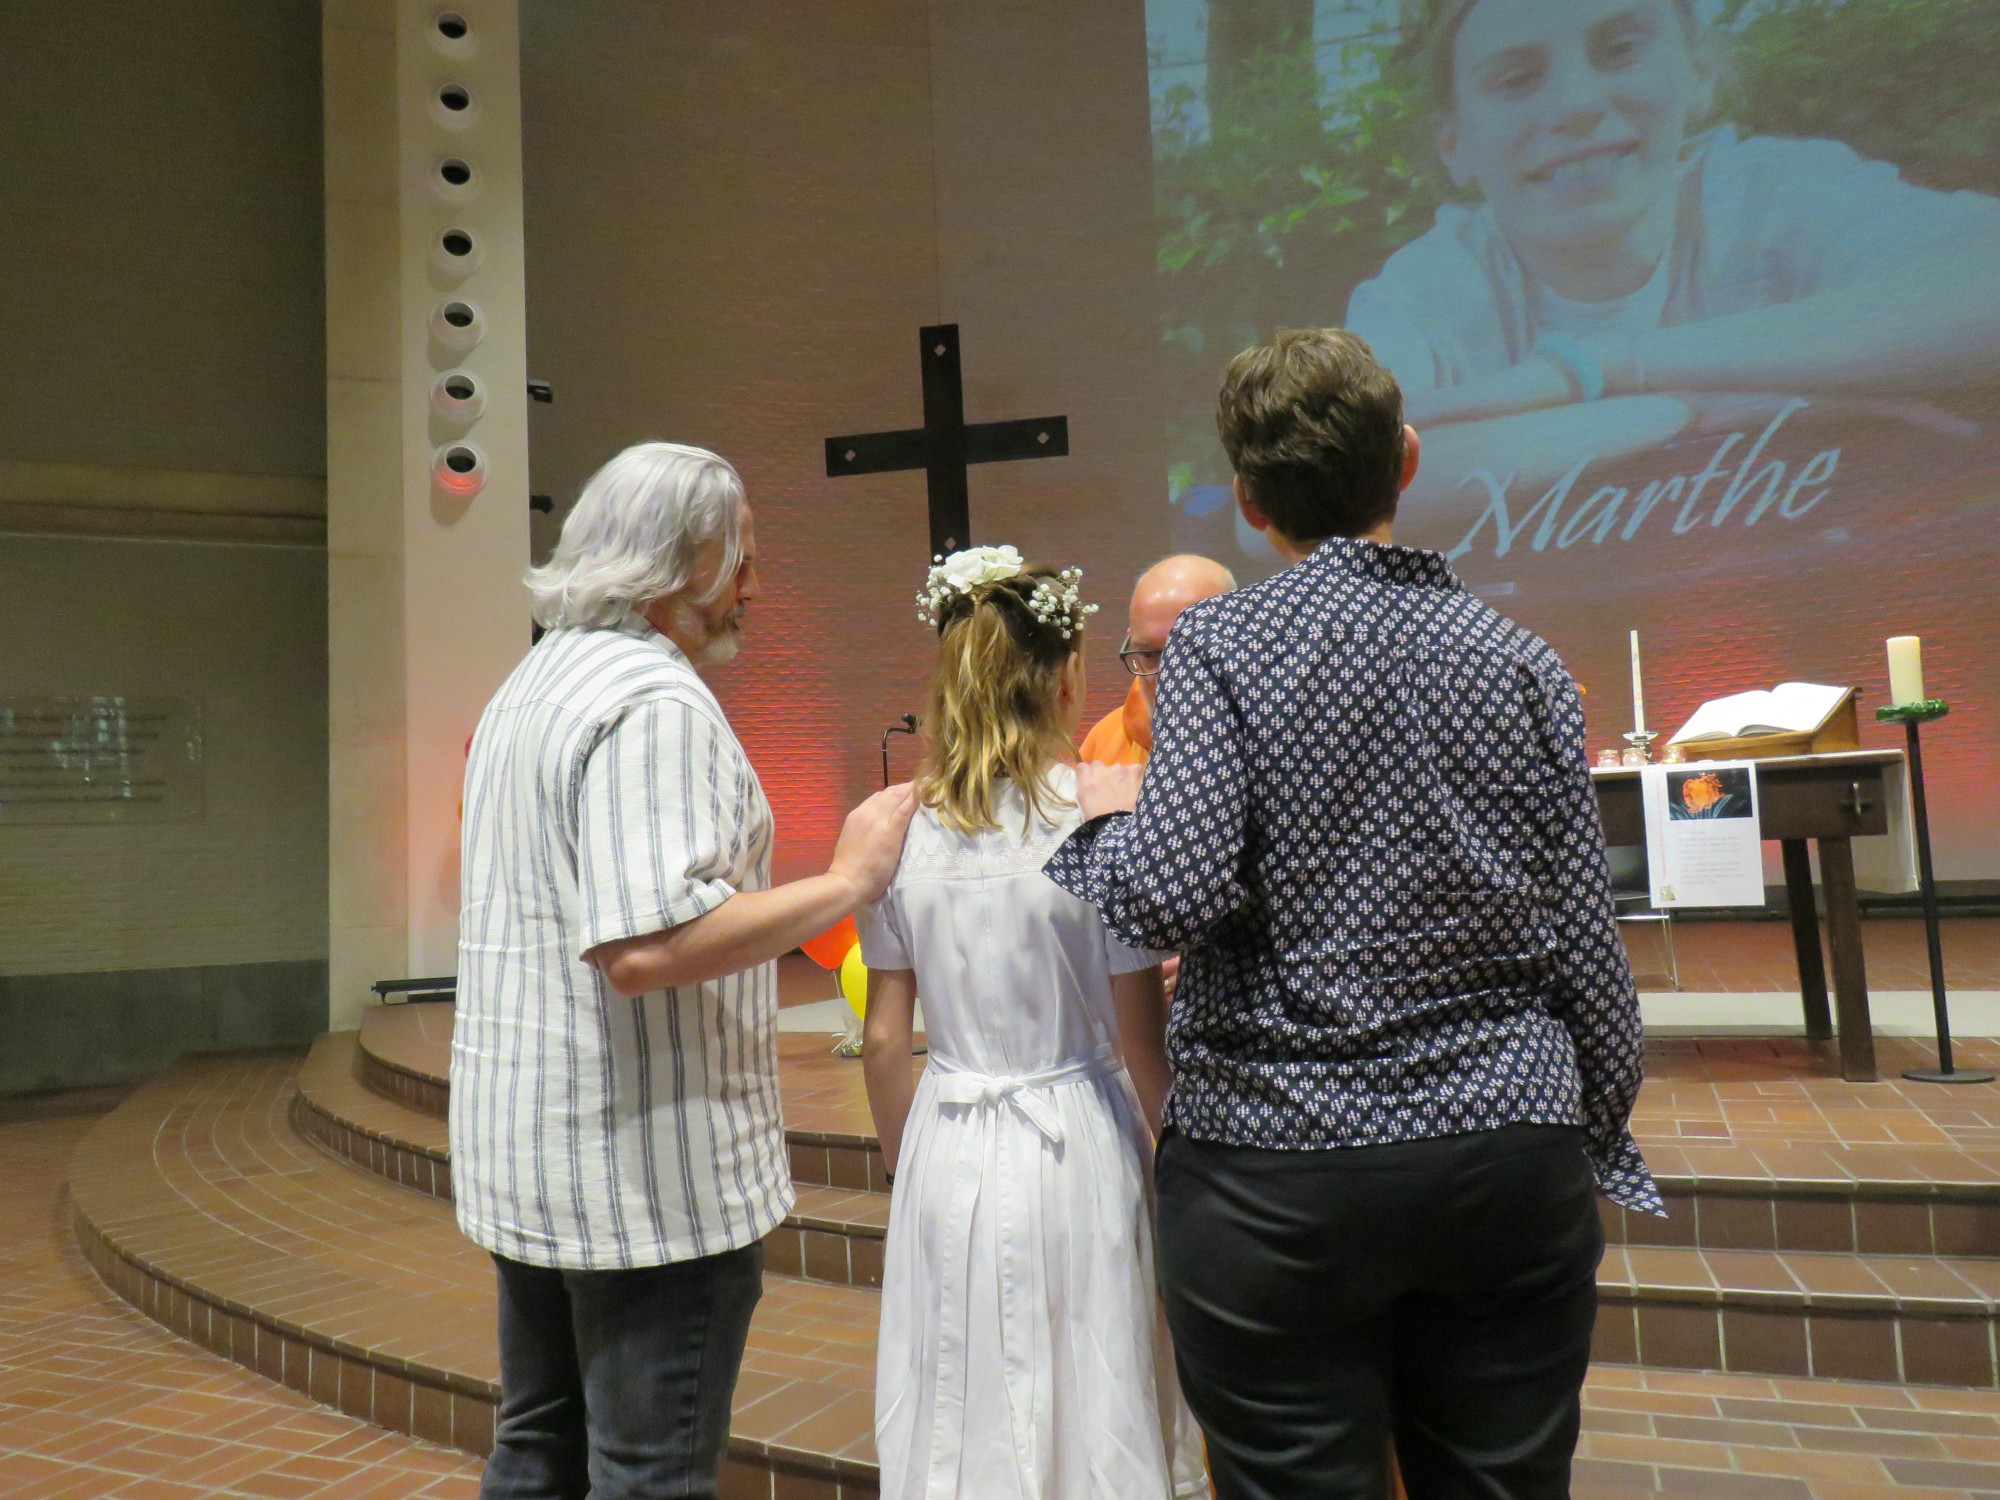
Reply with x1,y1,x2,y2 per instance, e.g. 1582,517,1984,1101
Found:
0,697,204,824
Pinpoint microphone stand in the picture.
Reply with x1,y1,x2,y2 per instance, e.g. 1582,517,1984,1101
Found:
881,713,917,786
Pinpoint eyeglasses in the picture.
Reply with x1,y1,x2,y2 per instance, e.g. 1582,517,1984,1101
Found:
1118,634,1163,678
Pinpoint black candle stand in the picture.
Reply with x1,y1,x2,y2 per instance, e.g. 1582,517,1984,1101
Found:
1875,699,1992,1085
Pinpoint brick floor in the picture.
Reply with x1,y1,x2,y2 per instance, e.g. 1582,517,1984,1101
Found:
1637,1034,2000,1156
1577,1365,2000,1496
0,1110,482,1499
1663,918,2000,997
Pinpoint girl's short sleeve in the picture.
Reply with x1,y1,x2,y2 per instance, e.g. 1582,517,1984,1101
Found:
856,892,912,971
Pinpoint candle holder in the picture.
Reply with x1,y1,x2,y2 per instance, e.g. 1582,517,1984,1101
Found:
1621,729,1660,765
1874,699,1991,1085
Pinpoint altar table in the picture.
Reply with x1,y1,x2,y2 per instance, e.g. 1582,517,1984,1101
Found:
1591,749,1904,1083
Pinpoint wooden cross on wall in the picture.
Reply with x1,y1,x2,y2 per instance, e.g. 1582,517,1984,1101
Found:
825,324,1069,559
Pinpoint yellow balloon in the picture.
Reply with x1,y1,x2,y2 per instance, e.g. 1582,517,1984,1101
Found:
838,945,868,1022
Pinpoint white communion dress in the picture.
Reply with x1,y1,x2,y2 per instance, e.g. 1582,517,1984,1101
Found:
856,767,1208,1500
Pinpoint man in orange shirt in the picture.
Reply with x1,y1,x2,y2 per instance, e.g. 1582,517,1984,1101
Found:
1080,555,1235,1001
1080,554,1237,766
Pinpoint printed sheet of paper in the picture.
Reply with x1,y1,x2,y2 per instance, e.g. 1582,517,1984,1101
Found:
1640,761,1764,907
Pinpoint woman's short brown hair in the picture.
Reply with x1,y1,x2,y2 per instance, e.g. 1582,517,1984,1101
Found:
1215,328,1406,544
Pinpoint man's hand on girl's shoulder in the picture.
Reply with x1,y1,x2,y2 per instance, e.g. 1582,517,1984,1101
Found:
831,783,918,904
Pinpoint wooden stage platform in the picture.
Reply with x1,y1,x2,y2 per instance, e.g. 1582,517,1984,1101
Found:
60,996,2000,1499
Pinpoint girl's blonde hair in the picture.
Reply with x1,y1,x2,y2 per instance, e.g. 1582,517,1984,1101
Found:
918,565,1084,833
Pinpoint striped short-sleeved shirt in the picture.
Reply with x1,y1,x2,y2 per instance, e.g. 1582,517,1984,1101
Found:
450,619,793,1269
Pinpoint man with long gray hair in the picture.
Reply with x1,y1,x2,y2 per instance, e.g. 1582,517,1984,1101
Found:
451,441,916,1498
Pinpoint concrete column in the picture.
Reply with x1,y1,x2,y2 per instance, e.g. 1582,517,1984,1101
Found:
324,0,529,1028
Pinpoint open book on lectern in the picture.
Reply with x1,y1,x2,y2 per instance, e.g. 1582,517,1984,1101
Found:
1667,682,1856,749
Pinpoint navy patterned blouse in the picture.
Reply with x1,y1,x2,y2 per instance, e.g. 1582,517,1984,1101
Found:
1045,536,1661,1214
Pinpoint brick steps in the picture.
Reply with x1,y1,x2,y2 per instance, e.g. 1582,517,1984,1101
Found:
362,1009,2000,1252
356,1005,451,1117
335,1017,2000,1372
1596,1243,2000,1387
1611,1170,2000,1258
309,1026,2000,1382
68,1034,2000,1497
295,1033,451,1200
305,1032,889,1289
68,1053,880,1497
770,1185,887,1291
69,1055,500,1454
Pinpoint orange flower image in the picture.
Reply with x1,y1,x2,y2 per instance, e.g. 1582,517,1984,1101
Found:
1681,772,1726,817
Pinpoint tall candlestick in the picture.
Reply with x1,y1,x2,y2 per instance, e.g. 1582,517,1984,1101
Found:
1875,690,1986,1084
1887,635,1925,706
1629,629,1646,735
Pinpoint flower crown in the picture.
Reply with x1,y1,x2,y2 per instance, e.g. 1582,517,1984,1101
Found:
915,544,1099,641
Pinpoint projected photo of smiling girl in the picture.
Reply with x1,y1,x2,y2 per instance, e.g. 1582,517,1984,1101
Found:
1342,0,2000,547
1147,0,2000,871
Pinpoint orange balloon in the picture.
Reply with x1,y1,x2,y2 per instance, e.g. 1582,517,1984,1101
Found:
800,915,860,969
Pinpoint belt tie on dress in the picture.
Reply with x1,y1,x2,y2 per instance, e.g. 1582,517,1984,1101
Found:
919,1043,1123,1497
928,1045,1118,1145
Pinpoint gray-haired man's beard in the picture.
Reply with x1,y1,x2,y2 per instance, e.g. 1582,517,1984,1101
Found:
672,599,744,666
697,620,742,666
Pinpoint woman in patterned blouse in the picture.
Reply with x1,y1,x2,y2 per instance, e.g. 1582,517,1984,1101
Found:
1047,327,1655,1500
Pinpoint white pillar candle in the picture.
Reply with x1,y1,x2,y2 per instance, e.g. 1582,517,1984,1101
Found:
1887,635,1925,706
1629,629,1646,736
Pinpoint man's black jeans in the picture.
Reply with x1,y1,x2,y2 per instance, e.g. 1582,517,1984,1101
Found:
479,1242,763,1499
1157,1124,1603,1500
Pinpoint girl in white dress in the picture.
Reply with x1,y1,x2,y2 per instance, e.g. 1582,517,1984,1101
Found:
857,547,1207,1500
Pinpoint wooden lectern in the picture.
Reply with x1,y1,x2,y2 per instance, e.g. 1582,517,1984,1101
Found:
1670,687,1861,763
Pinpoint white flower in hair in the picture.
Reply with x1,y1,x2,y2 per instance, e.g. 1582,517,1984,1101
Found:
916,544,1026,626
1025,566,1100,640
942,545,1023,592
916,546,1099,639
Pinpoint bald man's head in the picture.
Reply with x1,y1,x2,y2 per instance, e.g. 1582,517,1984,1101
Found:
1126,555,1235,703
